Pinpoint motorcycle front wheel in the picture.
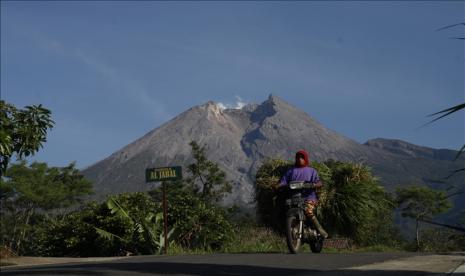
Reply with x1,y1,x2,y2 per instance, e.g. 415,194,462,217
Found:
310,236,324,253
286,215,302,254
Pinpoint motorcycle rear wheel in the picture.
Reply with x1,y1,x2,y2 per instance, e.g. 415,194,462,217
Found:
286,216,302,254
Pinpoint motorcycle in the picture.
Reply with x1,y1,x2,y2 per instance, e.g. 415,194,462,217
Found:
283,181,324,254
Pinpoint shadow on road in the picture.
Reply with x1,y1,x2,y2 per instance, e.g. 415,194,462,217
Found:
1,261,451,276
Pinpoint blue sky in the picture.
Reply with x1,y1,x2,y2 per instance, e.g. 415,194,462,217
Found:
2,1,464,169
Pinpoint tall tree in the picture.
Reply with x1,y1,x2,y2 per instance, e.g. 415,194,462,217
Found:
396,185,452,250
186,141,232,204
0,161,92,254
0,100,54,176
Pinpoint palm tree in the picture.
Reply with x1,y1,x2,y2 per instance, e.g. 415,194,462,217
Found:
428,23,465,165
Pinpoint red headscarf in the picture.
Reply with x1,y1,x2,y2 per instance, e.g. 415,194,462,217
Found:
295,150,310,168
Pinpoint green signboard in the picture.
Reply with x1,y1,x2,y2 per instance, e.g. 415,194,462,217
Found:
146,166,182,182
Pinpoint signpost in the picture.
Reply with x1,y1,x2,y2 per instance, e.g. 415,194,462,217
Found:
145,166,182,254
146,166,182,183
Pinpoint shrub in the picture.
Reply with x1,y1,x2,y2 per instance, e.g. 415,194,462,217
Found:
35,192,165,257
150,184,233,250
417,227,465,252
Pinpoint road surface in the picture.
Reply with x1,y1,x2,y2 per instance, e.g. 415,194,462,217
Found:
1,252,464,276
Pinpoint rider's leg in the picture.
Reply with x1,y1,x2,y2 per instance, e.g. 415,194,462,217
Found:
304,200,328,238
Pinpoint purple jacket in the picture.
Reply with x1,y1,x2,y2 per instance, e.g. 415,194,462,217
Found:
279,166,321,201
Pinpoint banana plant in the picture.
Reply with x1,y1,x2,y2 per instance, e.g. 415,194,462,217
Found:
95,196,175,254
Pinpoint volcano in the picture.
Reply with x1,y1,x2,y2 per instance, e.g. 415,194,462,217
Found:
83,95,464,220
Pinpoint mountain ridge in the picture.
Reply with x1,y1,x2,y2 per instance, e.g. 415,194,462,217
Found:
364,138,465,162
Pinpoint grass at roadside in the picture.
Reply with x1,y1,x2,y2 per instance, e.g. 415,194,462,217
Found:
323,245,405,254
167,244,215,256
222,226,288,253
167,226,287,255
167,225,405,255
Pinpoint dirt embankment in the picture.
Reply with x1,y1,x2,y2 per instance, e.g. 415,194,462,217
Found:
0,247,128,268
1,256,128,267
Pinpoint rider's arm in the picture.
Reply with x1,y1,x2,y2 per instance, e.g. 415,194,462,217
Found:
303,181,322,189
304,170,322,189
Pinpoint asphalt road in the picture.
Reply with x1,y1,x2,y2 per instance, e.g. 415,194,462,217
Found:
1,252,464,276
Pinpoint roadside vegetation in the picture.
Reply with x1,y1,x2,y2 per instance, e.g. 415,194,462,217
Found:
1,100,464,258
255,159,402,247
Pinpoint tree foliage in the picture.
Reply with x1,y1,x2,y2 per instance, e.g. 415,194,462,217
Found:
396,185,452,250
186,141,232,204
150,183,233,250
0,161,92,254
396,186,451,221
0,101,54,175
2,161,92,210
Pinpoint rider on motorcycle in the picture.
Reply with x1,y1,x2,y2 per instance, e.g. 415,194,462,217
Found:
278,150,328,238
